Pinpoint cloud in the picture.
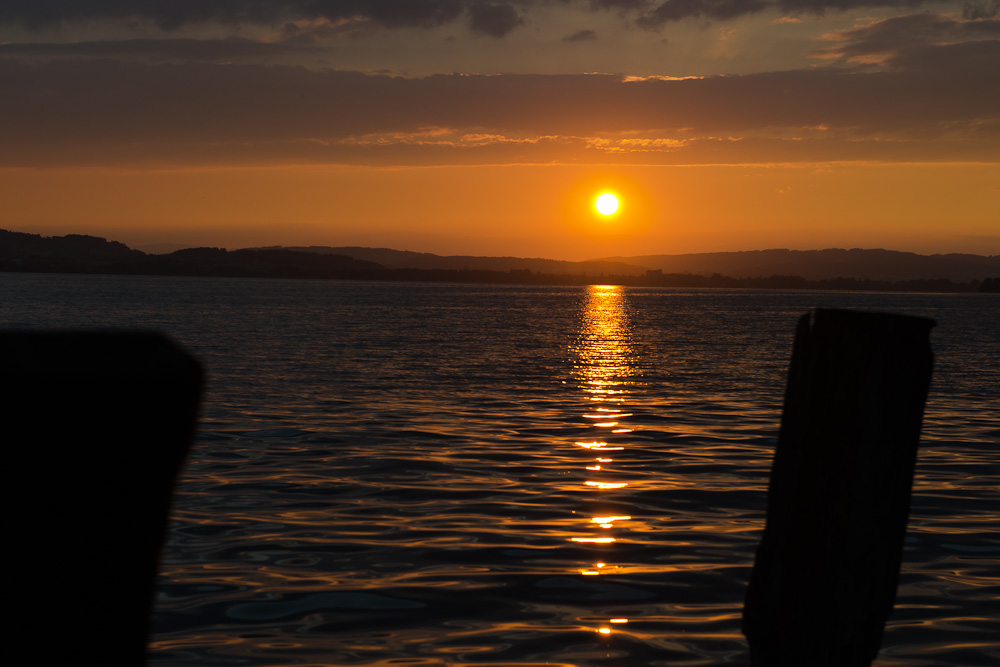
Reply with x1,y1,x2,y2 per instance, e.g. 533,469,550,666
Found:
632,0,932,27
0,0,523,38
814,12,1000,66
0,0,466,33
963,0,1000,20
777,0,926,9
1,53,995,167
636,0,768,28
592,0,649,10
0,37,311,62
280,17,375,43
0,0,948,35
468,3,523,37
890,38,1000,72
563,29,598,42
622,0,943,29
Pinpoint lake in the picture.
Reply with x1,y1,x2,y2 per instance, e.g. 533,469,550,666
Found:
3,273,998,666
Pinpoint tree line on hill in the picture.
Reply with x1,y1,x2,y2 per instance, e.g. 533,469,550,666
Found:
2,229,997,293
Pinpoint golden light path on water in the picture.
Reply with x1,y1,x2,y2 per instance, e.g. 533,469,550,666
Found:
569,284,638,636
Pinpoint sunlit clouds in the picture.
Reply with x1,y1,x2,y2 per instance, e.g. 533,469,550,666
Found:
3,59,996,168
0,1,997,254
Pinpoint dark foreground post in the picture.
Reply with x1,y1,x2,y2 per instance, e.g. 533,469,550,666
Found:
743,309,934,667
2,331,201,666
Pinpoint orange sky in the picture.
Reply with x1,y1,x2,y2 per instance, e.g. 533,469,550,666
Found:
1,2,998,258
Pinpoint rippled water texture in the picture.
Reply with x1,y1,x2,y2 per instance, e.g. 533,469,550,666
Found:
3,274,998,666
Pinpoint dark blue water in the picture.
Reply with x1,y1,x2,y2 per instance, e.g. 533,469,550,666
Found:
3,273,998,666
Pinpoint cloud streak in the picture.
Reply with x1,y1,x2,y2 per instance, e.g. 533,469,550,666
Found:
563,29,598,42
814,12,1000,65
0,0,529,36
2,42,996,167
0,0,943,36
0,36,314,62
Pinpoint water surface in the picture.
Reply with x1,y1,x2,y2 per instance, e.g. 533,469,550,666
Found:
3,274,997,666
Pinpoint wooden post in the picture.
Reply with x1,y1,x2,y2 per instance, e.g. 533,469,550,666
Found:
743,309,934,667
2,331,201,666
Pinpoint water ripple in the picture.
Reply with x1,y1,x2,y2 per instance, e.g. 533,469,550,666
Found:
2,274,996,666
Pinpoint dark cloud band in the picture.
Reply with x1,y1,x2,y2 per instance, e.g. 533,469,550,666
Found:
0,0,939,34
2,45,996,166
0,1,522,36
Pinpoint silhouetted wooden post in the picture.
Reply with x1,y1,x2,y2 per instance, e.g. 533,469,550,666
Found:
3,331,201,666
743,309,934,667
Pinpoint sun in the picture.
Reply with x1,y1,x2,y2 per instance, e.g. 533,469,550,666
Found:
595,193,619,216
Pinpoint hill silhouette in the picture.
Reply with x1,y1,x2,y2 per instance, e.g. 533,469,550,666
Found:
1,230,379,278
1,228,144,262
256,245,649,276
595,248,999,283
257,245,998,282
2,229,998,292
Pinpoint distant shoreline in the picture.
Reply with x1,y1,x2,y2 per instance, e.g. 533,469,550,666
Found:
4,264,998,294
3,228,998,294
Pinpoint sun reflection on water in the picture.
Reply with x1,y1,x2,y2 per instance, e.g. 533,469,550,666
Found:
567,284,639,610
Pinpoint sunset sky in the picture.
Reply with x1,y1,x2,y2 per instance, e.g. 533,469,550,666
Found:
2,1,998,258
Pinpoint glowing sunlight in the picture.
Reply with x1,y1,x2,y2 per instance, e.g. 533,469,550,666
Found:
595,192,619,216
